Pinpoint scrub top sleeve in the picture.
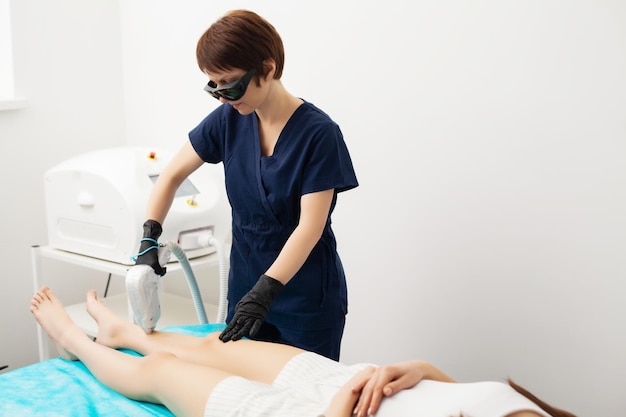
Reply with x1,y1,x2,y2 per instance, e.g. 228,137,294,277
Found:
188,105,228,163
301,123,358,195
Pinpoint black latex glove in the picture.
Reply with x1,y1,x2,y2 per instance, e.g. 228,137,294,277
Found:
134,219,166,276
219,274,284,342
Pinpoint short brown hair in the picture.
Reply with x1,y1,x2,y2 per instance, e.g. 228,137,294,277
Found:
196,10,285,81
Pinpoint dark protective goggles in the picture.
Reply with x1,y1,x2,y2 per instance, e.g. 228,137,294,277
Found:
204,68,257,101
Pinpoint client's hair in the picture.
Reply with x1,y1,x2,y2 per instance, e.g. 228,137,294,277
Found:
507,379,577,417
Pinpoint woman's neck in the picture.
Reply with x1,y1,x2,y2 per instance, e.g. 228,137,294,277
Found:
255,80,302,127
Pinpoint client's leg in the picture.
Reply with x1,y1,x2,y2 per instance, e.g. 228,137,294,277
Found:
30,287,228,417
87,290,305,383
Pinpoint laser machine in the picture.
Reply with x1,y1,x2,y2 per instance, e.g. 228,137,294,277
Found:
43,146,231,332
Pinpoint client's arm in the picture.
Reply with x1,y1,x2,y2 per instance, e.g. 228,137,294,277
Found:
350,360,456,417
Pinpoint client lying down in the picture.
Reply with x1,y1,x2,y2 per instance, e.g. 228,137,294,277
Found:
30,287,576,417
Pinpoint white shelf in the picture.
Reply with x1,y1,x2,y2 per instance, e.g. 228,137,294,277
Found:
31,245,226,361
33,245,219,277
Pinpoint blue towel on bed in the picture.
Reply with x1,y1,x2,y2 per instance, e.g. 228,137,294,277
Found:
0,323,226,417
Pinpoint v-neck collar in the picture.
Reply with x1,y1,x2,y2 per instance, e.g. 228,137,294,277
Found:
253,101,307,159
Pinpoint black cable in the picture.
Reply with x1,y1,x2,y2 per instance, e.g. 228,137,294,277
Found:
103,273,112,297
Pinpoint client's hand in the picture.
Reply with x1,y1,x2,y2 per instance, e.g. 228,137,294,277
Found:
219,274,283,342
350,361,426,417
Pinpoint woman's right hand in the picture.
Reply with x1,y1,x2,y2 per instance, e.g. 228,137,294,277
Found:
350,361,426,417
134,219,166,276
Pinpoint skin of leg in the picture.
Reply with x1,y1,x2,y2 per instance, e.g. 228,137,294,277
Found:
80,349,231,417
32,287,547,417
87,290,305,384
31,287,234,417
31,287,334,417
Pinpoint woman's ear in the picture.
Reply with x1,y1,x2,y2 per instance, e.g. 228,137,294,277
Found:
263,59,276,80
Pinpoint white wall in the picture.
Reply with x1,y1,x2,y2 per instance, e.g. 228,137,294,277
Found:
0,0,16,100
0,0,125,370
120,2,626,416
1,1,624,416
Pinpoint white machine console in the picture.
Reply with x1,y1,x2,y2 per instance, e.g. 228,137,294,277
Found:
44,146,231,264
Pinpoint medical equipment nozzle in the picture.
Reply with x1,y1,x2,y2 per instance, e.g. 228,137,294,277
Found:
125,245,171,333
126,265,162,333
126,240,229,334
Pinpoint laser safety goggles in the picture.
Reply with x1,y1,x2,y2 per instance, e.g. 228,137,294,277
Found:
204,68,257,101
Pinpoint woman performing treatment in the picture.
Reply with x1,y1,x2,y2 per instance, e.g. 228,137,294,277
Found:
136,9,358,360
30,287,576,417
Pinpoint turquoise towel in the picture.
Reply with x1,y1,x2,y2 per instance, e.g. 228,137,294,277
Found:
0,323,226,417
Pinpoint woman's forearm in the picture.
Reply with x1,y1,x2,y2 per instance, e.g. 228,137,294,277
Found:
265,222,323,283
146,141,205,223
146,177,177,223
265,189,334,283
416,360,456,383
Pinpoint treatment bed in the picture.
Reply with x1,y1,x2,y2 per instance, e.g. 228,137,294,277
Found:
0,323,225,417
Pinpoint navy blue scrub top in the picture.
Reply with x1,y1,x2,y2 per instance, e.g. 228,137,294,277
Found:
189,101,358,334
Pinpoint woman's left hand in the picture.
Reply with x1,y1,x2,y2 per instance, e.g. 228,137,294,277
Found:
350,361,426,417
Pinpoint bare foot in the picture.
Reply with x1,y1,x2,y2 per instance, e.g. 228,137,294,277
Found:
86,290,143,349
30,287,82,361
